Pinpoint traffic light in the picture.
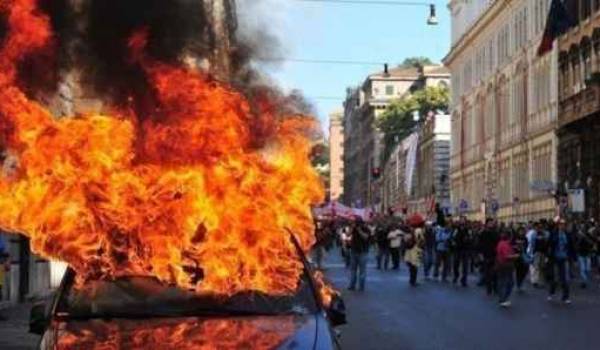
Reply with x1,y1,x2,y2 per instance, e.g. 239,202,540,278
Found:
372,167,381,179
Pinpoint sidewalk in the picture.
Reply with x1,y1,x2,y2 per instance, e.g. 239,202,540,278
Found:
0,302,39,350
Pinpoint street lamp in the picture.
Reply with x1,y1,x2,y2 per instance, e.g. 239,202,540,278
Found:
295,1,439,25
427,4,438,25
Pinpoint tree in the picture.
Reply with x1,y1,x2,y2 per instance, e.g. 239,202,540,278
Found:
311,141,330,188
400,57,434,68
376,86,450,161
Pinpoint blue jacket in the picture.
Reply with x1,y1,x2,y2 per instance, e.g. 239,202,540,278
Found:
435,227,451,252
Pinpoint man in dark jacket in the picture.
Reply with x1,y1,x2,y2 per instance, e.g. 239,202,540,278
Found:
575,222,596,288
423,222,436,279
452,216,472,287
479,218,499,295
546,219,576,303
348,217,372,292
375,221,390,270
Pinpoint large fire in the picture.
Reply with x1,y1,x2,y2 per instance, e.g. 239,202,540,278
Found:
55,317,296,350
0,0,324,296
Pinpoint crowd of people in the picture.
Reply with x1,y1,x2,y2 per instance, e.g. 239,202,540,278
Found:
314,212,600,307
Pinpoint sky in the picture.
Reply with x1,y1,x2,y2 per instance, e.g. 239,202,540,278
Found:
238,0,451,134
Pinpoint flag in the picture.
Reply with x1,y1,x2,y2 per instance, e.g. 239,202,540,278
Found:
537,0,575,56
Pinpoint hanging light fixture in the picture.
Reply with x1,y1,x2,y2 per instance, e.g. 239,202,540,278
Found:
427,4,438,25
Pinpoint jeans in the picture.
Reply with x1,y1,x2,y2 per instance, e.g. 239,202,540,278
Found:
529,252,544,285
349,252,368,291
423,246,435,277
376,246,390,270
496,268,514,303
515,258,528,289
578,255,592,284
434,250,450,281
390,247,401,269
483,257,497,295
548,259,570,300
453,251,469,286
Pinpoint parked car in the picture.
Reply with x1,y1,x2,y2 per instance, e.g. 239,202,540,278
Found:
30,238,346,349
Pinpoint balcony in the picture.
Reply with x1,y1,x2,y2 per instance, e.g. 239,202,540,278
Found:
559,83,600,128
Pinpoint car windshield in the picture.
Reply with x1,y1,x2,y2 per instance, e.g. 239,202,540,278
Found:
55,270,319,319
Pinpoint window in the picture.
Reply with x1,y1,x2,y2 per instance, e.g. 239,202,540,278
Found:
385,85,394,96
582,38,592,83
583,0,592,19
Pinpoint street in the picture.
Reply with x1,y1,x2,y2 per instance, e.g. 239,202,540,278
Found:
0,302,38,350
324,251,600,350
1,250,600,349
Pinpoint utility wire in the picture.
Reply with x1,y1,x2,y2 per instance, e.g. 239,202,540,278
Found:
293,0,432,6
255,57,386,66
309,96,346,100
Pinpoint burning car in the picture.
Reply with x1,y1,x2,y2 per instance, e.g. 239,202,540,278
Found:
29,237,346,350
0,1,343,348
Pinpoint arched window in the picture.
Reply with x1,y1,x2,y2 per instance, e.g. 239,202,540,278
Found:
581,36,592,83
569,44,581,92
559,50,569,96
592,28,600,71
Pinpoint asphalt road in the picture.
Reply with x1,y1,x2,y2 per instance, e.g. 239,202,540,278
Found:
2,252,600,350
0,302,38,350
324,250,600,350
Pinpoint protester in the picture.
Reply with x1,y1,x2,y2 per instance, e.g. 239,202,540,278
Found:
348,217,372,292
434,221,452,282
422,221,436,279
513,225,529,292
526,222,544,288
339,222,352,268
496,230,518,307
479,218,499,295
451,216,472,287
375,221,391,270
575,221,595,289
405,218,425,287
546,219,576,304
388,224,403,270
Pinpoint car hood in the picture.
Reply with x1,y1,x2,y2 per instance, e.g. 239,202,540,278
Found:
51,314,321,350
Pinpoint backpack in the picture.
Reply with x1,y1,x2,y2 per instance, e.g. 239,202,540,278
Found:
404,233,416,250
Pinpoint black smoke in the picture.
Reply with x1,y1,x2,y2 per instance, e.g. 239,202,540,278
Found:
83,0,214,113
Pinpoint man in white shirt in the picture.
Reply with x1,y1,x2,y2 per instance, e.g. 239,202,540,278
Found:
526,222,541,287
388,225,404,270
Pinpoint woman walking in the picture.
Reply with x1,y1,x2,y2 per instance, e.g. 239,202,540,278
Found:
496,230,518,307
405,215,425,287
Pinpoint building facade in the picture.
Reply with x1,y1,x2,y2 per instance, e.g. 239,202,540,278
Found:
342,65,450,209
557,1,600,220
445,0,558,222
382,114,451,215
329,110,345,202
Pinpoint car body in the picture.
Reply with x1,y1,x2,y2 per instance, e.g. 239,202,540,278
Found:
30,246,345,350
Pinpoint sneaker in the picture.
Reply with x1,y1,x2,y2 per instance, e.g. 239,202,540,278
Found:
347,287,355,291
564,299,572,305
499,301,511,308
547,295,553,302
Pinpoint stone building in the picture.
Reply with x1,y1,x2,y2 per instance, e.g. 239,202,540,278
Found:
557,1,600,220
342,65,450,209
444,0,558,221
329,110,345,202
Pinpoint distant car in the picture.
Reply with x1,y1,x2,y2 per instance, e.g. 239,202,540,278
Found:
30,246,346,350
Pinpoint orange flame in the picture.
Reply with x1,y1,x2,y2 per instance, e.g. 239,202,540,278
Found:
56,317,296,350
0,0,323,295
